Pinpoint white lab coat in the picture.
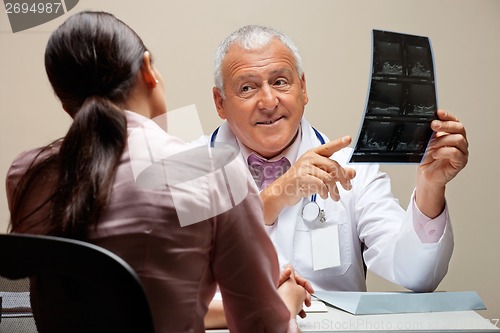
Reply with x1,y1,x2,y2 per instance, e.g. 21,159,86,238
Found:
196,118,454,292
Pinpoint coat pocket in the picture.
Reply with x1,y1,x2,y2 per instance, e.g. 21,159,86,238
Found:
294,206,353,277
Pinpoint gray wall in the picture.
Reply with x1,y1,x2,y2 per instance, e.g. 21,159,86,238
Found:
1,0,499,322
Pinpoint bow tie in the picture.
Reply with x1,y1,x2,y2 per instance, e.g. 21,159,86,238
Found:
247,154,291,190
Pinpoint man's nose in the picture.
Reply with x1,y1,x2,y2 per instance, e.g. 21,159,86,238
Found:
257,84,278,111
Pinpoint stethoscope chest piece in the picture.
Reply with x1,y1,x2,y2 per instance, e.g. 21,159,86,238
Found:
302,200,326,223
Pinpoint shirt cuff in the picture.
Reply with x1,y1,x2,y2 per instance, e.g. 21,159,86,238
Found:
412,197,447,243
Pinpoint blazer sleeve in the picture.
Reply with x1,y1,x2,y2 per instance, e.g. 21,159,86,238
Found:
210,160,295,333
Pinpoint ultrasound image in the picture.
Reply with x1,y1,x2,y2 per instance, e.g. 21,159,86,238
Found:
395,122,429,151
407,45,433,78
368,82,403,115
350,30,437,163
359,121,395,151
407,83,436,116
374,41,403,76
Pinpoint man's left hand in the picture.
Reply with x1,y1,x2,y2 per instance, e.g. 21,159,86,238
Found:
415,109,468,218
418,109,468,187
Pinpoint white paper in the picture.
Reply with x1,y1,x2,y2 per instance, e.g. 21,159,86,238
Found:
311,225,341,270
304,299,329,313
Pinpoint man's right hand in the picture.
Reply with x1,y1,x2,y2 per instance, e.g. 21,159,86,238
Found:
261,136,356,225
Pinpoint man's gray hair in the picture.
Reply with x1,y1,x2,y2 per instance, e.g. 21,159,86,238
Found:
214,25,303,98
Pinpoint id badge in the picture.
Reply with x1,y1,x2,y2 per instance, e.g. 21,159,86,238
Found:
311,225,341,270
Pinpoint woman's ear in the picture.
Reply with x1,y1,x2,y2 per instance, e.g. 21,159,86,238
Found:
141,51,158,89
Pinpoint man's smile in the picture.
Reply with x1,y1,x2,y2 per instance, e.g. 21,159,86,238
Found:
256,116,284,126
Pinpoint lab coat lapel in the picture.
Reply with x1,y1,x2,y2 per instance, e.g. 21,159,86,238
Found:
212,122,245,165
274,119,323,265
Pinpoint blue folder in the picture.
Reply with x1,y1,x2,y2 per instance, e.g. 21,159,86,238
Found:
313,291,486,315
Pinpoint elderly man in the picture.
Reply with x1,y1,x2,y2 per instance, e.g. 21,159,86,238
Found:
201,25,468,327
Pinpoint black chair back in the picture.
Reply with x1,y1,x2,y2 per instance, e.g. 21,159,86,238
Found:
0,233,155,333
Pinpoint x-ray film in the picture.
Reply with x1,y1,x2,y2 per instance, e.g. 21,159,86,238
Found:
349,30,437,163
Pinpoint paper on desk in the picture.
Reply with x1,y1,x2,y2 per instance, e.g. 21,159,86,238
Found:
0,291,32,317
304,298,329,313
313,291,486,315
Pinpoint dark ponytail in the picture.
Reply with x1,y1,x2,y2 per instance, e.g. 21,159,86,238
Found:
9,11,148,239
50,96,126,239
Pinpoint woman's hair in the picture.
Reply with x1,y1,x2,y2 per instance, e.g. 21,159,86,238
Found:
213,25,303,98
10,11,148,239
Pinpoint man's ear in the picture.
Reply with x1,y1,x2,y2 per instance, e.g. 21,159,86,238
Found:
213,87,226,119
300,73,309,105
141,51,158,89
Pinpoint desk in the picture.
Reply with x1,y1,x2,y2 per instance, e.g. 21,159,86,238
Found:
207,302,498,332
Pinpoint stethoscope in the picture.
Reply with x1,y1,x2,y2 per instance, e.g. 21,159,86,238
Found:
210,126,327,224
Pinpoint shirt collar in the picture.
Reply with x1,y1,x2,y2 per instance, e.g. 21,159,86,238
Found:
238,125,302,164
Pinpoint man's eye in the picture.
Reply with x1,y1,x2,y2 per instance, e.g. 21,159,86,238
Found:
241,85,252,92
274,79,288,86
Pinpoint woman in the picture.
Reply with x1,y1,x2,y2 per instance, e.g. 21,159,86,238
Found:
6,11,306,332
